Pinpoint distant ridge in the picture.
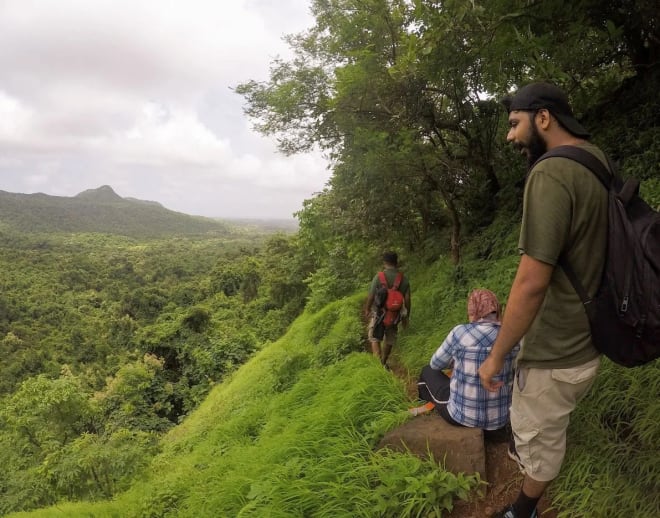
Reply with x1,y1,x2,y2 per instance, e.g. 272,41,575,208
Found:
0,186,231,238
75,185,124,202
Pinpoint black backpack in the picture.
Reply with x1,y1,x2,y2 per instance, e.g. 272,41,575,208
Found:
536,146,660,367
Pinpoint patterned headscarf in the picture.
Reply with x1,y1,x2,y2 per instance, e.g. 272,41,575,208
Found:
467,289,501,323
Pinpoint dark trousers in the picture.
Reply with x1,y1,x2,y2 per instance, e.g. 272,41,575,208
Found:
432,371,464,426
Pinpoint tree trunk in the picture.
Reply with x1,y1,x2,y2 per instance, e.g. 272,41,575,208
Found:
441,187,462,265
424,169,461,264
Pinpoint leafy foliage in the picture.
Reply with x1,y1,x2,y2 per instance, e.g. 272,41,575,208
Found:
3,1,660,516
0,228,313,512
238,0,658,269
0,186,233,239
11,300,482,517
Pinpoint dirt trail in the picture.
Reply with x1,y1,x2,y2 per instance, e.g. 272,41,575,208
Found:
388,356,558,518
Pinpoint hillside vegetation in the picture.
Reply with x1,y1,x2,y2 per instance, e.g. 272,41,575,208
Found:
0,186,231,238
3,1,659,516
9,222,659,517
9,296,478,518
0,228,314,514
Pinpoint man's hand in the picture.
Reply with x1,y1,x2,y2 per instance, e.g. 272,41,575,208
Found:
478,254,553,392
401,316,409,329
364,294,375,320
479,355,505,392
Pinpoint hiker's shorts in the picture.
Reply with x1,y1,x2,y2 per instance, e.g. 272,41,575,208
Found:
510,356,600,482
368,312,397,346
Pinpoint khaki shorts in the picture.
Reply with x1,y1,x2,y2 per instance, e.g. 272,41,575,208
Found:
510,357,600,482
367,312,398,346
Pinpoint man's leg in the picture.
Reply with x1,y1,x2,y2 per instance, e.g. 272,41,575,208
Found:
370,340,382,359
381,326,398,366
493,358,600,518
501,476,549,518
367,312,383,360
381,341,392,364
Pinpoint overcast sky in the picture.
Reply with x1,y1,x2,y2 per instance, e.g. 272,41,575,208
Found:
0,0,331,220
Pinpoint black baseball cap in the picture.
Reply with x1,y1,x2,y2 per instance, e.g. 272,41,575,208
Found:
502,82,590,139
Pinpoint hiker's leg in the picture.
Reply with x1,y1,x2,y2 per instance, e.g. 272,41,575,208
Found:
381,342,392,364
435,371,451,402
503,369,552,517
506,478,547,518
504,359,600,516
367,313,382,359
510,360,600,481
521,475,550,499
381,326,397,365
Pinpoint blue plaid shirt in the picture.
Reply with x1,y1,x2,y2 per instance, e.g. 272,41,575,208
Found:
430,321,519,430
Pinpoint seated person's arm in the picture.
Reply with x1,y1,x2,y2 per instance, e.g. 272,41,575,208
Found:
430,332,455,371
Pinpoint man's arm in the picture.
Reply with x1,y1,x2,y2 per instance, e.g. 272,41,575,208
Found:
363,293,375,318
402,291,411,328
478,254,554,391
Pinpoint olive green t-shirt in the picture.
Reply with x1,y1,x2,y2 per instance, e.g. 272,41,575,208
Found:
517,143,608,368
369,267,410,298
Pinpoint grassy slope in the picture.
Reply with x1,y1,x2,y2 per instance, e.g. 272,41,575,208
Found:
11,296,478,518
10,221,660,517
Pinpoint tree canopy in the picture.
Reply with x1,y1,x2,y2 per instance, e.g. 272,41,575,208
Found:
237,0,659,265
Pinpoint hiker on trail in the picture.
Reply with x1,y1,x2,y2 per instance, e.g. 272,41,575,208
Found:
363,251,411,369
427,289,519,435
478,82,607,518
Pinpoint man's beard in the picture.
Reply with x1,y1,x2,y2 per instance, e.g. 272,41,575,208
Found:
525,121,547,169
512,118,548,169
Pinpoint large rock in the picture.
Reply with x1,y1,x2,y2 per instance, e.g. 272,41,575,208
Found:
376,414,485,479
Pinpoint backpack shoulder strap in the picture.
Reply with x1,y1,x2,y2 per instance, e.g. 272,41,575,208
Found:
378,271,389,288
392,272,403,290
533,146,612,309
533,145,614,190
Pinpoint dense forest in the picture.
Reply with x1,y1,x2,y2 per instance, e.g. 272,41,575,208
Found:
0,202,311,512
2,0,659,516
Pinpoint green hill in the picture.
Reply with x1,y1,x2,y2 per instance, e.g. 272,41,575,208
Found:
0,186,232,238
9,226,659,517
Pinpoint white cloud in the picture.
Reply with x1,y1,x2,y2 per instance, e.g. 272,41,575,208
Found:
0,0,329,219
0,91,33,140
115,102,233,168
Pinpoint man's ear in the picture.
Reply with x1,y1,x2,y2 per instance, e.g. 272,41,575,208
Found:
535,108,552,130
536,108,561,130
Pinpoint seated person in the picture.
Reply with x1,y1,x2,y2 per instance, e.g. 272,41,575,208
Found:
428,289,519,432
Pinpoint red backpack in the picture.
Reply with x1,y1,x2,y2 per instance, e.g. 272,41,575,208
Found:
377,271,405,328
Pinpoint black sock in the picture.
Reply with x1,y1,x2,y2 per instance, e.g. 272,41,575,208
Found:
513,489,540,517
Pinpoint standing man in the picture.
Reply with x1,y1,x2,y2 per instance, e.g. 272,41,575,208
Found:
479,83,608,518
363,251,411,369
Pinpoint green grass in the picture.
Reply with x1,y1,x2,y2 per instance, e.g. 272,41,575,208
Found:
10,297,480,518
397,222,660,518
551,360,660,517
10,221,660,517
